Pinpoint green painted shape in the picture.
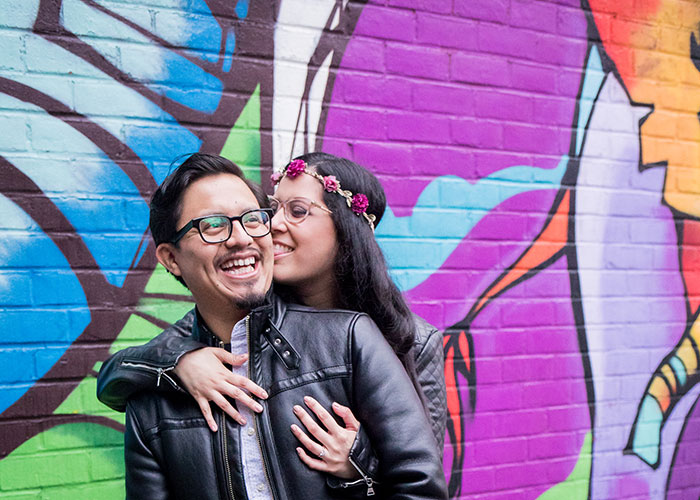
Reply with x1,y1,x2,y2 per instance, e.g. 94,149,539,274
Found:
54,374,125,427
220,83,261,183
108,313,167,354
144,263,191,296
138,296,194,325
537,432,591,500
57,264,192,423
0,423,124,498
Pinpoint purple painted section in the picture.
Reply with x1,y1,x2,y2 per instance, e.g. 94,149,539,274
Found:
405,188,560,330
667,397,700,499
323,0,589,213
575,75,690,499
463,255,588,498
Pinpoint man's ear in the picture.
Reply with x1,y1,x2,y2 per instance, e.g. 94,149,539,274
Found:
155,243,182,277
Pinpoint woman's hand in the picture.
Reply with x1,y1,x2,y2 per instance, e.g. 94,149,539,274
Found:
291,396,361,479
174,347,268,431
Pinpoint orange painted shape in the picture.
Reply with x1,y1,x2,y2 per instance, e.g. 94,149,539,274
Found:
473,190,570,315
678,336,699,374
458,331,471,372
444,346,462,448
649,376,672,413
660,364,677,393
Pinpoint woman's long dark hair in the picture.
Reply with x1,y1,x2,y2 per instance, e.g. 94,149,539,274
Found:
277,152,425,403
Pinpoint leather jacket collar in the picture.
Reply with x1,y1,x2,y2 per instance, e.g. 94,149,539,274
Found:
191,290,300,370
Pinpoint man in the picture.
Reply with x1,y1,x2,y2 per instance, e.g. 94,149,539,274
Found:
99,153,447,499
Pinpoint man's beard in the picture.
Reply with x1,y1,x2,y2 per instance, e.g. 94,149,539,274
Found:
233,292,267,311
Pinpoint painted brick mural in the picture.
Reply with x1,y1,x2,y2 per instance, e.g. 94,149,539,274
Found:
1,0,700,498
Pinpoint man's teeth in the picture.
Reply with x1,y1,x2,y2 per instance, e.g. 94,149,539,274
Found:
221,257,256,274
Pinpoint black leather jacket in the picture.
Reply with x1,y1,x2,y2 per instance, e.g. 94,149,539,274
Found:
101,294,447,499
411,315,446,451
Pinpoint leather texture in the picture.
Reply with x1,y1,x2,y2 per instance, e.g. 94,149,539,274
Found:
412,314,447,452
104,294,448,500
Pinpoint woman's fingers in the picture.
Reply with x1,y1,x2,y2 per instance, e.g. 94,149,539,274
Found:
303,396,341,433
291,424,325,455
228,373,269,401
174,347,268,430
332,401,361,431
210,392,247,426
212,348,248,367
295,447,329,473
293,404,330,444
195,396,218,432
220,381,264,414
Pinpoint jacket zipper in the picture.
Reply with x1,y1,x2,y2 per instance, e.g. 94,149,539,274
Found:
347,456,376,496
216,340,236,500
120,361,178,389
247,316,278,500
221,407,236,500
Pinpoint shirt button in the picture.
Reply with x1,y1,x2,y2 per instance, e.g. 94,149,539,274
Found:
257,484,265,492
247,428,255,436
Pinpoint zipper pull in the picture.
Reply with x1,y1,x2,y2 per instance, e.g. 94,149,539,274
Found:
156,367,163,387
366,478,375,496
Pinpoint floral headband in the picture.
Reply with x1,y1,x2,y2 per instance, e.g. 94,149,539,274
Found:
271,159,376,230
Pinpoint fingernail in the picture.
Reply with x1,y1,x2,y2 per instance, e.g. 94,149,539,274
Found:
261,390,269,399
291,424,299,432
293,405,302,413
332,401,340,408
239,418,247,426
296,447,303,454
303,396,312,404
255,404,263,413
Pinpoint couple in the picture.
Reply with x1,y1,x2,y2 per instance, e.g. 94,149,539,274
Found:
97,152,448,499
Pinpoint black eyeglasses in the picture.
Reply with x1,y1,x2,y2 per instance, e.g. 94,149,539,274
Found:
170,208,274,244
268,196,332,225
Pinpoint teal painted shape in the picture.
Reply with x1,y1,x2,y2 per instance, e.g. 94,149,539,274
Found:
631,394,663,466
576,45,605,156
378,157,568,291
669,356,687,386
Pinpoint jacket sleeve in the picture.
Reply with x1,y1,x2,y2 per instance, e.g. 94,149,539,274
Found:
350,314,448,500
125,399,169,500
96,310,205,412
413,320,447,453
325,425,379,496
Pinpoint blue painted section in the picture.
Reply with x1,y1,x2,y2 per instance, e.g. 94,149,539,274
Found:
62,0,223,114
236,0,250,19
669,356,687,386
223,30,236,73
378,157,569,291
631,394,663,466
0,195,91,414
576,45,605,156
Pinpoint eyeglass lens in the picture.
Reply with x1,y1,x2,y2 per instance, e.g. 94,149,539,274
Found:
199,211,270,242
269,198,311,224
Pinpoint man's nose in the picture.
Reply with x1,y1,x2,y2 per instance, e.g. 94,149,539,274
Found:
224,221,254,247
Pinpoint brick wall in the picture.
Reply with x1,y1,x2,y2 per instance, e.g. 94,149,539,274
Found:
1,1,699,498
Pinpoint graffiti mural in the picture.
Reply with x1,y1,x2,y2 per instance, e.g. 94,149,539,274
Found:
1,0,700,498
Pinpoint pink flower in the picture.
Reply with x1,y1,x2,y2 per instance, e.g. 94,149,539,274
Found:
350,193,369,214
286,159,306,178
270,171,282,184
323,175,339,192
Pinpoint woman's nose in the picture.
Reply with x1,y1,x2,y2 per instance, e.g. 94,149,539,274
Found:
271,209,287,233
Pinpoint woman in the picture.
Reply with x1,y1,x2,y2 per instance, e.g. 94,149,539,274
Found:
98,152,446,491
